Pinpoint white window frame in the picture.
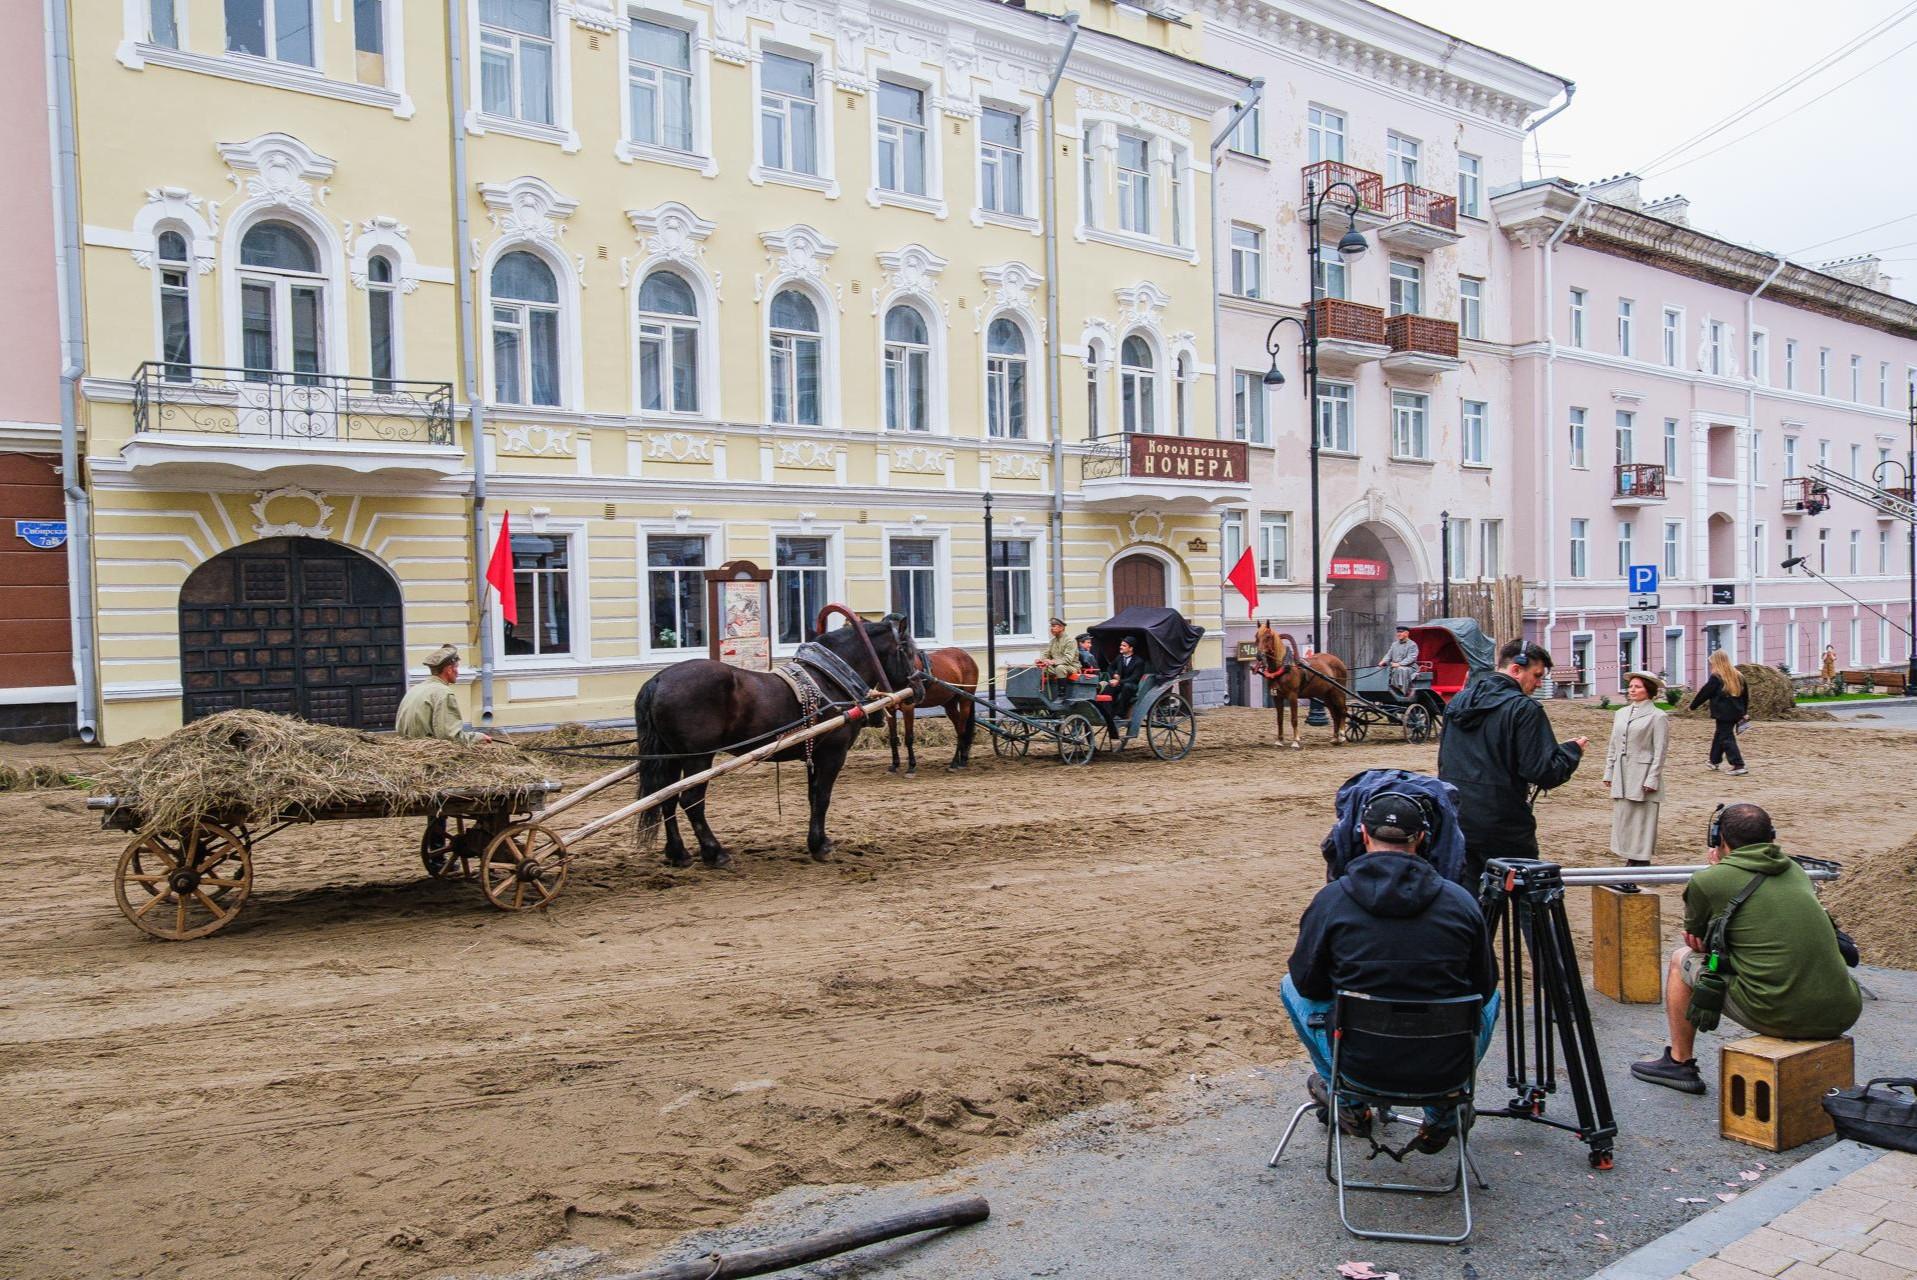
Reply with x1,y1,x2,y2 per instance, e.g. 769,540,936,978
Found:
364,249,401,386
492,515,592,669
1228,102,1263,157
1229,224,1262,298
1388,257,1423,317
1456,152,1481,218
1257,513,1291,583
236,218,331,377
1317,380,1354,453
1479,520,1502,578
1459,276,1484,340
641,526,716,659
472,0,576,146
1569,518,1589,579
1119,332,1159,435
1315,245,1349,301
1706,320,1724,375
1462,399,1488,466
1819,347,1831,397
1751,328,1769,385
224,0,318,68
1616,519,1634,578
1115,130,1153,237
152,224,199,379
873,76,937,210
767,283,830,428
883,526,950,646
1616,409,1635,465
634,266,705,417
1616,298,1633,358
1390,390,1430,461
487,247,566,408
989,535,1042,642
881,300,936,434
1786,340,1798,389
751,43,834,194
977,102,1032,225
1784,435,1800,477
1306,104,1345,164
1663,519,1684,579
1664,626,1687,685
1851,354,1862,402
1447,516,1471,578
1881,361,1892,408
618,9,714,173
1662,307,1682,367
1568,288,1586,348
1664,417,1681,477
1232,370,1267,445
1385,131,1420,187
984,313,1035,442
770,525,842,654
1568,407,1588,469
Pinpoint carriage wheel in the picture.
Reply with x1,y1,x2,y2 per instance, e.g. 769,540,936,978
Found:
1146,695,1197,761
1404,703,1434,745
1345,716,1370,743
420,815,479,880
990,717,1033,759
114,821,253,941
1056,715,1097,766
479,823,570,911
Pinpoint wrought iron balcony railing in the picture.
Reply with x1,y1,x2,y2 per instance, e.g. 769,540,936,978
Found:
1384,314,1460,358
1309,297,1387,345
1782,476,1831,514
1381,183,1459,231
1614,462,1667,500
131,362,456,447
1300,160,1383,212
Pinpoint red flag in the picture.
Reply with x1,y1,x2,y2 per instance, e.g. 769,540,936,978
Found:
1225,547,1259,620
485,510,518,627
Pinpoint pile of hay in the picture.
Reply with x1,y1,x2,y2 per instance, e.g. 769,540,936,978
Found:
0,762,76,792
1670,663,1830,721
91,710,551,836
1820,834,1917,969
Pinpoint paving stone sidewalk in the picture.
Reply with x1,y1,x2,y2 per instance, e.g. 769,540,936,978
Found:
1677,1150,1917,1280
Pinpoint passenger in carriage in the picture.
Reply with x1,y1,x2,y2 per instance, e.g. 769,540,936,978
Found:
1075,633,1100,676
1100,635,1149,738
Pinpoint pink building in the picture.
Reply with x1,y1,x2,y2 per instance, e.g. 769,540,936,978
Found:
1495,176,1917,694
1196,0,1570,697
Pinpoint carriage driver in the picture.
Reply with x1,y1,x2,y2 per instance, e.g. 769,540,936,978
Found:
395,645,493,744
1384,624,1421,699
1034,617,1082,680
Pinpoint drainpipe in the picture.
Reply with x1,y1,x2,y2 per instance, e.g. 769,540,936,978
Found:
1041,12,1080,620
1208,79,1264,452
1521,83,1576,179
447,0,494,721
1540,191,1591,662
1746,255,1786,652
47,0,99,743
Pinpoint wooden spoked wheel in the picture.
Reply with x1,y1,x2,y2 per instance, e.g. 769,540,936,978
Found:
1344,717,1370,743
479,823,570,911
1404,703,1434,745
1056,714,1097,766
114,821,253,941
1145,695,1196,762
989,717,1033,758
420,815,481,880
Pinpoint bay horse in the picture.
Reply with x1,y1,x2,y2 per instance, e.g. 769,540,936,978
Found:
632,614,921,867
886,645,980,774
1254,624,1351,749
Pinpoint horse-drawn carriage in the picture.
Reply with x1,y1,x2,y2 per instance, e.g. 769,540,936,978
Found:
983,606,1201,765
1342,617,1495,743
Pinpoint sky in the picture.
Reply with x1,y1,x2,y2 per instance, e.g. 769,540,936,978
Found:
1379,0,1917,301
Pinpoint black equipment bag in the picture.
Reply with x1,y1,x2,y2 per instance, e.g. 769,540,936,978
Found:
1823,1078,1917,1154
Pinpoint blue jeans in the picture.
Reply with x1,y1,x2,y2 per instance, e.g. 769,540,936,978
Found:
1281,974,1501,1128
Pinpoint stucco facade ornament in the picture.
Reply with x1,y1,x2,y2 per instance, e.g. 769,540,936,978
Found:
1080,317,1116,364
872,244,948,313
1365,487,1388,523
250,486,335,539
646,432,715,463
829,4,875,91
979,261,1043,315
131,187,218,274
1075,87,1191,137
992,453,1044,480
760,224,838,285
498,425,575,457
892,445,950,473
347,216,422,293
567,0,625,33
776,440,841,469
710,0,752,62
1125,511,1171,546
628,201,717,265
940,38,982,118
476,176,581,247
1116,282,1172,331
218,132,335,207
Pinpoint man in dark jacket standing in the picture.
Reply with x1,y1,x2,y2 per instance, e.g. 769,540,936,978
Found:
1438,639,1588,884
1282,792,1500,1152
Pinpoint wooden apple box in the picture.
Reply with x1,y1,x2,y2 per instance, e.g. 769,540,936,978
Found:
1591,885,1663,1004
1720,1035,1855,1152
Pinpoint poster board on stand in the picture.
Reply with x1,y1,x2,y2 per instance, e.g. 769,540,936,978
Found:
705,559,775,671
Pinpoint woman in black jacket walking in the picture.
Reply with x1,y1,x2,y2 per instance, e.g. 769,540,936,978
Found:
1689,649,1749,775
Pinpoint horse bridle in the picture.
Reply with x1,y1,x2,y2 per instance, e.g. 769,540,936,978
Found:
812,604,921,705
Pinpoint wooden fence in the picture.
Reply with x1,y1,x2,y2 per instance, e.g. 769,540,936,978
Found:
1418,576,1525,648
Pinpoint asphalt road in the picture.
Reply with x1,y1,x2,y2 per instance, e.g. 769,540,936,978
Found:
601,967,1916,1280
1819,697,1917,729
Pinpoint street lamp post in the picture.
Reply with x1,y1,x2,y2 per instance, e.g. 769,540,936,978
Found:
1440,509,1451,618
1263,177,1371,658
1891,385,1917,689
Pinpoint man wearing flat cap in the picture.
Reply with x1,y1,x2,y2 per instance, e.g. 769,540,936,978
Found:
1384,623,1420,698
395,645,492,744
1033,616,1081,679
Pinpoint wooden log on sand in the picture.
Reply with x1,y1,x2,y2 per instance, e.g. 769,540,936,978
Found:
612,1195,990,1280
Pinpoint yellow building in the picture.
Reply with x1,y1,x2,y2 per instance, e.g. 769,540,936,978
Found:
62,0,1251,741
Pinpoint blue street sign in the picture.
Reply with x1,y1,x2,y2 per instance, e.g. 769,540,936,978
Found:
13,520,67,549
1627,564,1659,595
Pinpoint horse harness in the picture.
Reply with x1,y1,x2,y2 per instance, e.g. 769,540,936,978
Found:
771,641,875,769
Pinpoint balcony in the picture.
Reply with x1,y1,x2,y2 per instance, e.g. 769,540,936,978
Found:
1080,433,1251,511
126,362,461,481
1380,314,1461,375
1375,183,1463,251
1612,462,1667,506
1299,161,1387,239
1782,476,1831,515
1308,297,1389,369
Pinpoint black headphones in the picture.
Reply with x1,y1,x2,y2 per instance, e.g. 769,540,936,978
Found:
1707,803,1725,851
1364,789,1439,840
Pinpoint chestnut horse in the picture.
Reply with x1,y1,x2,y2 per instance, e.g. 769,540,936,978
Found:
887,646,980,774
1254,624,1350,749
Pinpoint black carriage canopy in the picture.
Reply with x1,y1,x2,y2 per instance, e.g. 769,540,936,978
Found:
1085,607,1205,678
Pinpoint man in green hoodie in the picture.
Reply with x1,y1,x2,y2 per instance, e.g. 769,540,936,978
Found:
1632,803,1861,1094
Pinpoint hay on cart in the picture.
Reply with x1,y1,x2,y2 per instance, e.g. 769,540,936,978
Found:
91,710,552,836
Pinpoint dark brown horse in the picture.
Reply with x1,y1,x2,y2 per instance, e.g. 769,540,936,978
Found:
1254,623,1350,749
887,646,980,774
632,614,921,866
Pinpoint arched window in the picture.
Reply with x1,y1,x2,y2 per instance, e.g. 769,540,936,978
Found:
986,317,1028,440
1085,342,1105,439
638,270,699,414
157,229,192,382
366,253,397,390
239,219,324,381
491,251,561,406
1121,335,1156,434
882,303,930,432
769,287,821,426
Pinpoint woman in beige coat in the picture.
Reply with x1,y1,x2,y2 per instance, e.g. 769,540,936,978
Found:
1603,671,1671,869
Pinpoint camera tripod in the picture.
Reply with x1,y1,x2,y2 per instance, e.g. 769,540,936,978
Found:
1478,858,1618,1169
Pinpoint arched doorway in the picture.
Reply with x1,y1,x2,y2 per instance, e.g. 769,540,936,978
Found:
1111,552,1168,612
179,537,405,728
1326,523,1416,668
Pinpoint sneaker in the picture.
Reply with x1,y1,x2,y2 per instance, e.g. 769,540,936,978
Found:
1631,1047,1706,1095
1412,1121,1455,1154
1729,767,1749,776
1704,762,1720,771
1306,1073,1373,1137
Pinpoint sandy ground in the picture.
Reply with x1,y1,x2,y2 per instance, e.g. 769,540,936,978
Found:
1,704,1910,1279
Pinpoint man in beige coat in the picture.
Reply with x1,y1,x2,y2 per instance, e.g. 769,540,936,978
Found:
1602,670,1670,873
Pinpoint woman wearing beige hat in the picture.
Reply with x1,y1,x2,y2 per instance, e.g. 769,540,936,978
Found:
1603,670,1670,871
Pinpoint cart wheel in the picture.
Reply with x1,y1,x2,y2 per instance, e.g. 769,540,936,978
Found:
420,815,478,880
480,823,570,911
1057,715,1097,766
1344,717,1370,743
114,821,253,941
1146,695,1197,761
1404,703,1433,745
990,717,1033,758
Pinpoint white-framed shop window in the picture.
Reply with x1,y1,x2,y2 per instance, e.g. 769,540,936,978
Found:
644,528,712,656
497,518,590,665
773,528,837,648
989,537,1039,640
885,529,946,643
